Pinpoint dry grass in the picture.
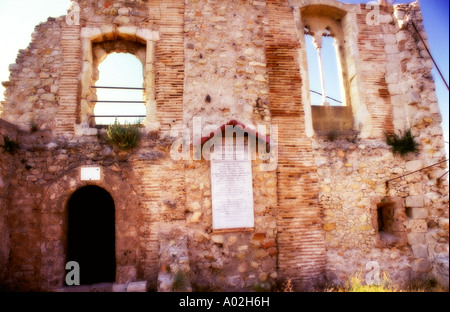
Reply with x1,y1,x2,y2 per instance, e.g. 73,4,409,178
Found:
324,272,447,293
325,272,398,292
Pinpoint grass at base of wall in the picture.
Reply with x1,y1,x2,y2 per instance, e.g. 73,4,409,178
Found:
323,272,447,293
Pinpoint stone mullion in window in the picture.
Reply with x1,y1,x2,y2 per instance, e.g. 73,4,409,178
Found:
305,26,343,107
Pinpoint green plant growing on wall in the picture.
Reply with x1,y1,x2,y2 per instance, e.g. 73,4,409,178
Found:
1,135,20,155
106,120,142,151
385,130,419,157
172,271,186,292
326,130,339,142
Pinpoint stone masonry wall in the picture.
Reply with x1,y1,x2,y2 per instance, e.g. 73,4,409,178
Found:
0,128,152,290
1,19,63,132
183,0,271,129
0,120,19,289
183,151,278,291
317,2,449,288
0,0,448,292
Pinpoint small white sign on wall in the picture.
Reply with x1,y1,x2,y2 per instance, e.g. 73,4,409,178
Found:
80,167,101,181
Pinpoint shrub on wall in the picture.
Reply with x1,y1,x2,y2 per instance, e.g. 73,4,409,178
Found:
0,135,20,155
385,130,419,157
106,120,142,151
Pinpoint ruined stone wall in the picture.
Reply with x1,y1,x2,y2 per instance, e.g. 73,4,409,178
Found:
183,153,278,291
1,19,63,132
183,0,270,129
315,2,449,287
0,120,18,289
0,0,448,292
181,0,279,291
0,129,152,290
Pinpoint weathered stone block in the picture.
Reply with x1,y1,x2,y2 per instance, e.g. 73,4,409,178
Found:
406,196,424,208
211,235,224,244
405,88,421,105
434,257,449,290
385,72,399,84
127,281,148,292
411,244,429,259
189,211,202,223
438,218,449,231
388,83,404,95
384,34,397,45
407,207,428,220
40,93,56,102
412,259,432,273
74,123,98,136
113,15,130,24
411,220,428,233
380,14,394,24
112,284,128,292
384,44,399,55
408,233,426,245
391,94,406,107
323,223,335,231
117,26,137,42
81,27,102,40
405,160,423,172
396,30,408,44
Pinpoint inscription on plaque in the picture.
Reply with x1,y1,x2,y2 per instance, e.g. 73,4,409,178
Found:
211,143,254,230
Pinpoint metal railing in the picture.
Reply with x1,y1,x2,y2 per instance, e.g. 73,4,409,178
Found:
89,86,146,120
386,158,449,188
310,90,343,105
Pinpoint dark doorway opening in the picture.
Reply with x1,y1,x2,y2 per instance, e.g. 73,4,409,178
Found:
377,203,394,233
67,185,116,285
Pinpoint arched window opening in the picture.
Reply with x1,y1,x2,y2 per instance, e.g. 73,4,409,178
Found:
305,29,344,106
93,52,145,125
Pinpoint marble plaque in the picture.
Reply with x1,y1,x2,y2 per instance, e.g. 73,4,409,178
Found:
211,144,254,230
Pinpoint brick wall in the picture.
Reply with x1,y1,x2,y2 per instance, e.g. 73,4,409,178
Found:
265,0,326,290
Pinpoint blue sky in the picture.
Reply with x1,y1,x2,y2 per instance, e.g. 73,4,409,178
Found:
0,0,448,150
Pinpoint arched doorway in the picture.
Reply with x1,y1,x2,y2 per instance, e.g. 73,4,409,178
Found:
66,185,116,285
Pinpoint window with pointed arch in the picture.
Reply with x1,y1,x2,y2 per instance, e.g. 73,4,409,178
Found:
297,4,362,134
304,25,345,107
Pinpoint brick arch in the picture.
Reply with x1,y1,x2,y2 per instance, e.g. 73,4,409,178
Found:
39,165,144,290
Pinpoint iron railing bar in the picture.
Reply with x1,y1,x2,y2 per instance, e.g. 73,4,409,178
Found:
438,170,449,181
91,115,146,118
91,86,145,90
386,159,449,186
310,90,343,104
411,21,449,91
90,101,146,103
